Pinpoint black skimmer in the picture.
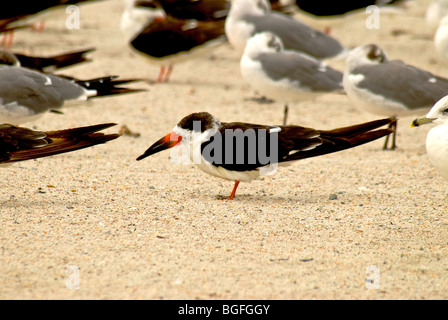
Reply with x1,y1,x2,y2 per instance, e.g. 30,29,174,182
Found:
225,0,347,58
0,0,101,48
121,0,226,83
0,50,145,124
293,0,407,17
154,0,231,21
240,31,344,125
0,122,119,164
411,95,448,182
8,48,95,72
136,112,395,200
343,43,448,150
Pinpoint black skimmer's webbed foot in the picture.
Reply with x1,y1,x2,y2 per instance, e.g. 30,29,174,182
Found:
136,112,395,200
0,123,120,164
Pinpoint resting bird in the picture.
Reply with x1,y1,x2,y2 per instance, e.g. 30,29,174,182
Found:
137,112,395,200
343,43,448,150
0,123,119,164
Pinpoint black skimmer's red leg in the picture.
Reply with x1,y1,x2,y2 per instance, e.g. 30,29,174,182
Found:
228,180,240,200
137,112,395,200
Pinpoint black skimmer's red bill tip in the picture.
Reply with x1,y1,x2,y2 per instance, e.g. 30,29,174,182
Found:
137,112,395,200
136,132,182,160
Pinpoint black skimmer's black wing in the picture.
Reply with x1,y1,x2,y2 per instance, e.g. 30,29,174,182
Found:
130,15,226,59
0,0,101,21
13,48,95,72
294,0,407,17
0,123,119,164
156,0,230,20
137,112,395,199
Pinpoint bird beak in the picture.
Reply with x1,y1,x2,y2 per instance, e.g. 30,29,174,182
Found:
411,117,435,127
136,132,182,161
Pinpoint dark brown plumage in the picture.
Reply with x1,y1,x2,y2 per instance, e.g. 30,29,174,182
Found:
0,123,120,164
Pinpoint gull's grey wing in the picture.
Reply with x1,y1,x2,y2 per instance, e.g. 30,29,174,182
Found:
257,51,343,92
352,61,448,109
244,12,346,59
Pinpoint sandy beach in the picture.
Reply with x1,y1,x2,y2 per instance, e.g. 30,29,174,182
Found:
1,0,448,300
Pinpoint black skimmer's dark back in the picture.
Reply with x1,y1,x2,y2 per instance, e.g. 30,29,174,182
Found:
10,48,95,72
137,112,395,200
121,0,227,83
0,123,120,164
293,0,407,17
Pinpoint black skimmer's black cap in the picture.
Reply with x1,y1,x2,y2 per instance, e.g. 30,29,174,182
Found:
0,123,120,164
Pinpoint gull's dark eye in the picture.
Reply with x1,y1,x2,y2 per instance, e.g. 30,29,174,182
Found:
367,45,385,63
268,35,281,52
443,108,448,114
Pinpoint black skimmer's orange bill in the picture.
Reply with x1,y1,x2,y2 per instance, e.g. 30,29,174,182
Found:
0,52,146,124
0,123,119,164
9,48,95,72
343,43,448,150
121,0,226,83
293,0,407,17
225,0,348,58
137,112,395,200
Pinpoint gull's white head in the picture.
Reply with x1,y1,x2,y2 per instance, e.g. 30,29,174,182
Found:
412,95,448,127
346,44,388,70
121,0,166,40
243,32,284,58
228,0,271,17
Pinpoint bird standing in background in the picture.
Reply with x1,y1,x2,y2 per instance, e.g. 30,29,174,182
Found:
240,32,344,125
121,0,226,83
343,43,448,150
225,0,347,58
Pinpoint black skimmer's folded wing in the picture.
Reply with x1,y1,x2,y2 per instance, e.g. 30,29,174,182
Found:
0,122,119,164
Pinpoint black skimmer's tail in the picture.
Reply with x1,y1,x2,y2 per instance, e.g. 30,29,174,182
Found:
137,112,395,200
0,123,120,164
69,75,147,98
13,48,95,72
0,63,146,125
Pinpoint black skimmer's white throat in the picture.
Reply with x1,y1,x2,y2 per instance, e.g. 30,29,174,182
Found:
412,95,448,182
121,0,226,83
0,123,119,165
343,43,448,150
225,0,347,58
137,112,395,200
240,31,344,125
0,50,145,125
